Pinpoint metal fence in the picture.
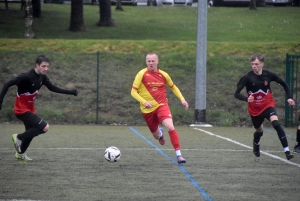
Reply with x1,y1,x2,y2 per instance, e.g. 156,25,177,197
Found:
285,54,300,127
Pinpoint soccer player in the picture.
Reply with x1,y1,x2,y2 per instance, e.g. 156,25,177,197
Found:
294,118,300,154
234,53,295,160
0,55,77,161
131,53,189,164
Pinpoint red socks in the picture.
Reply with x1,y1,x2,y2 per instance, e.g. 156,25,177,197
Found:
168,130,180,150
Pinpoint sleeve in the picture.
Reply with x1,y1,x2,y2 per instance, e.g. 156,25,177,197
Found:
272,72,292,99
131,71,147,104
131,88,147,104
170,85,185,101
0,73,26,105
164,72,185,101
43,76,76,95
234,75,248,102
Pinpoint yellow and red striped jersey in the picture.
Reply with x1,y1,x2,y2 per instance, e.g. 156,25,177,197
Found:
131,68,185,113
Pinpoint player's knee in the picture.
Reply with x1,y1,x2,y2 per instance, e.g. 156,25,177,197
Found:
255,125,263,133
271,120,280,129
43,124,50,133
164,125,175,132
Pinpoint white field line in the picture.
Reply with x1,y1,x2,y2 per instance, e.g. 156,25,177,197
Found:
0,147,287,153
194,128,300,168
0,200,50,201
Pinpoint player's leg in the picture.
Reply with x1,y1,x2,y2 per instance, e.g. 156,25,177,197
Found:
158,105,186,164
13,112,48,159
268,108,294,160
294,116,300,154
161,118,186,164
294,124,300,153
142,112,164,143
251,115,264,157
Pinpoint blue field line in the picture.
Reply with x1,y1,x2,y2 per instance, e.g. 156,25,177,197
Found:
265,130,296,139
129,126,213,201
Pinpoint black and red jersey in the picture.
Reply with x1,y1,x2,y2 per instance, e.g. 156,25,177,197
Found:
0,68,74,115
234,70,292,116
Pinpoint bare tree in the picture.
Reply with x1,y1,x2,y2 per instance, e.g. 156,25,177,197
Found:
249,0,257,10
116,0,124,11
69,0,86,32
24,0,35,38
97,0,116,27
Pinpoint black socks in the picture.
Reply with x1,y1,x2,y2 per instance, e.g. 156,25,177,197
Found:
18,127,44,140
272,120,288,148
254,131,263,144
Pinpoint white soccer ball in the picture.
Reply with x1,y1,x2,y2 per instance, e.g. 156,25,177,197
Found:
104,146,121,162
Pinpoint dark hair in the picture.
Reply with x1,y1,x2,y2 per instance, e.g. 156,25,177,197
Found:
250,54,264,63
35,55,50,65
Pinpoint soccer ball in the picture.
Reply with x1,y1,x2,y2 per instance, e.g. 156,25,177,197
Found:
104,146,121,162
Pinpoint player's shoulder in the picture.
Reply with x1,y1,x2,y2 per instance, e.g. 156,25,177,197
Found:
16,69,32,79
241,70,254,79
262,70,277,77
22,68,32,75
262,69,272,74
137,68,148,75
158,69,169,77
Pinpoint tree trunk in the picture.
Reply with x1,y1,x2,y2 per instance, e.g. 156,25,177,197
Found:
97,0,116,27
92,0,99,5
249,0,257,10
69,0,86,32
21,0,26,10
24,0,35,38
5,0,8,9
32,0,41,18
116,0,123,11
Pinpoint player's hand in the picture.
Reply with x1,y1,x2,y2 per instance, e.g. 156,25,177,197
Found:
248,94,254,102
182,100,188,110
287,98,294,106
72,89,78,96
144,101,152,108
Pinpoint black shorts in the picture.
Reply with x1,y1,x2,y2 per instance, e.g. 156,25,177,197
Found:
251,107,277,129
16,112,47,131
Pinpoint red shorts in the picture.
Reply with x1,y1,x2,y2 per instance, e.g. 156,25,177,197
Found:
143,105,172,133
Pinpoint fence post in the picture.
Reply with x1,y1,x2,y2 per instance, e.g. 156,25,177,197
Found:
96,51,100,124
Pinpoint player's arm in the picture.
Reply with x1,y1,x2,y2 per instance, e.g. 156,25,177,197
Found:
0,73,25,110
234,76,248,102
169,84,185,101
164,73,185,101
131,71,147,105
131,88,147,104
273,73,292,99
169,85,189,110
43,76,77,96
272,72,294,105
165,73,188,109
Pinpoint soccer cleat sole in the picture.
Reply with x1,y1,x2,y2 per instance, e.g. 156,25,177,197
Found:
177,158,186,164
158,128,165,145
286,154,294,160
12,134,21,153
15,153,32,161
253,140,260,157
253,152,260,157
293,147,300,154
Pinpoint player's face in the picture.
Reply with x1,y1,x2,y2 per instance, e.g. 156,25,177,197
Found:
35,61,49,75
146,54,159,72
251,59,264,75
